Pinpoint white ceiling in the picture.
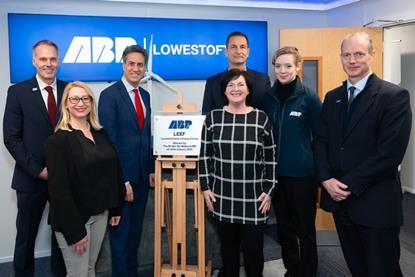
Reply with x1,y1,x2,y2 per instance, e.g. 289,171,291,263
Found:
102,0,360,10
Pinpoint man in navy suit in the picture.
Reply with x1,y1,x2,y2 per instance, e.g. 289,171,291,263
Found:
98,45,155,277
202,31,270,113
3,40,66,277
314,32,412,277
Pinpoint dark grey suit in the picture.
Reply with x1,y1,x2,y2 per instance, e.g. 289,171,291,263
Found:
314,74,412,277
3,76,67,277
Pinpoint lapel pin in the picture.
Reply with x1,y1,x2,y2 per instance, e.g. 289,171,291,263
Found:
32,87,38,91
336,99,342,103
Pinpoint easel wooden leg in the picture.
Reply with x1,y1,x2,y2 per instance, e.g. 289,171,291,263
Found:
154,160,162,277
154,158,211,277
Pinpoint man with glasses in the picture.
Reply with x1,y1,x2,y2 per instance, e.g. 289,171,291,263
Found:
314,32,412,277
3,40,66,277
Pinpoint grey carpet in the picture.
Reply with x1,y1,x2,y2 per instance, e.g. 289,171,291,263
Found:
1,192,414,277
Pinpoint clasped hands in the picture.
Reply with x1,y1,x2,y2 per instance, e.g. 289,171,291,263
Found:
322,178,351,202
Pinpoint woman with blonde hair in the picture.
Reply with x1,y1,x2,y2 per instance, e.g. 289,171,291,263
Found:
45,81,125,277
262,47,322,277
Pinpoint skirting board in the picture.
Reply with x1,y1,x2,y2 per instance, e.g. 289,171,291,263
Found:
403,187,415,194
0,250,51,263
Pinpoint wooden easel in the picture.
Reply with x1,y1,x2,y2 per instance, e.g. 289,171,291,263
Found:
154,92,212,277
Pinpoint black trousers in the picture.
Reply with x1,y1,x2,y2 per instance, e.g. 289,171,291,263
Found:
333,208,403,277
217,221,266,277
14,190,66,277
273,176,317,277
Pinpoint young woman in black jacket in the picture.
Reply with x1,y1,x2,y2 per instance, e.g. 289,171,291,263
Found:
262,47,322,277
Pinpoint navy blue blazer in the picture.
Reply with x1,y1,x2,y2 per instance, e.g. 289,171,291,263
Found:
201,69,270,113
314,74,412,228
98,80,153,185
3,76,66,192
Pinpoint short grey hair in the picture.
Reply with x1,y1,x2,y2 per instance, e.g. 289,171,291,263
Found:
341,32,374,54
32,40,59,57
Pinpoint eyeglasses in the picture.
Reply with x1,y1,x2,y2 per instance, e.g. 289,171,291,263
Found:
68,96,92,104
340,52,367,60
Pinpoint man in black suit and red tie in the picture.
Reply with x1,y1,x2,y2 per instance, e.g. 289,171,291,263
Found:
314,32,412,277
202,31,270,113
3,40,66,277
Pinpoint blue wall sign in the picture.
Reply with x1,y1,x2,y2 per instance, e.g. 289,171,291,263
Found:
8,13,268,83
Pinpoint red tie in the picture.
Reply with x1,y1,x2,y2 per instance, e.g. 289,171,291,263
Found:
133,88,144,129
45,86,57,127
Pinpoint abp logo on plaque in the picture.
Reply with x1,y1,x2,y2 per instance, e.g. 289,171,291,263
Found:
153,115,205,156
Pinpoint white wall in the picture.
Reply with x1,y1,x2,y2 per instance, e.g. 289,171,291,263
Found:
384,25,415,193
327,0,415,27
0,0,327,262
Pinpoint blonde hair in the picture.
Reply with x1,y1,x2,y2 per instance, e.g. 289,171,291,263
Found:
56,81,102,132
272,46,302,67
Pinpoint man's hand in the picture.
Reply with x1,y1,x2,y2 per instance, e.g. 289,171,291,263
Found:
38,167,48,180
258,192,272,214
109,216,121,226
149,173,155,188
71,235,88,256
322,178,351,202
125,182,134,202
203,189,216,212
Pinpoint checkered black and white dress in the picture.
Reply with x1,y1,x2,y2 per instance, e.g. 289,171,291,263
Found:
199,108,277,225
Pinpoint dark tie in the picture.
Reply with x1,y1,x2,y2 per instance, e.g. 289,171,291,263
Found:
133,88,144,129
347,86,356,112
45,86,57,127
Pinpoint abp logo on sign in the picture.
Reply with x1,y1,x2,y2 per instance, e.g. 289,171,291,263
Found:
63,37,136,63
8,13,267,82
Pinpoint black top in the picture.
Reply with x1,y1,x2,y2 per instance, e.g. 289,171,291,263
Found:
275,78,296,105
45,126,126,245
199,109,277,224
201,69,271,113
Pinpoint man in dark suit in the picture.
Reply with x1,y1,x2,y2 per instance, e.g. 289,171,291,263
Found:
3,40,66,277
98,45,155,277
314,32,412,277
202,31,270,113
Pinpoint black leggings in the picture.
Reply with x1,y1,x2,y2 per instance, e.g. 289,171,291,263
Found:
217,221,266,277
273,176,317,277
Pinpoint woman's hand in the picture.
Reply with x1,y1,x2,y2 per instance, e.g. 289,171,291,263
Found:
258,192,272,214
149,173,156,188
109,216,121,226
125,182,134,202
71,235,88,256
203,189,216,212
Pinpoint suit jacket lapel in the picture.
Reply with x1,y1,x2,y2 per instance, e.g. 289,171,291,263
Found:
30,77,52,127
343,75,377,140
56,80,66,106
336,82,348,139
56,79,66,120
117,81,140,133
139,87,151,132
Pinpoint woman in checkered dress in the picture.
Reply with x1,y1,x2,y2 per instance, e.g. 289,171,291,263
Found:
200,69,277,277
